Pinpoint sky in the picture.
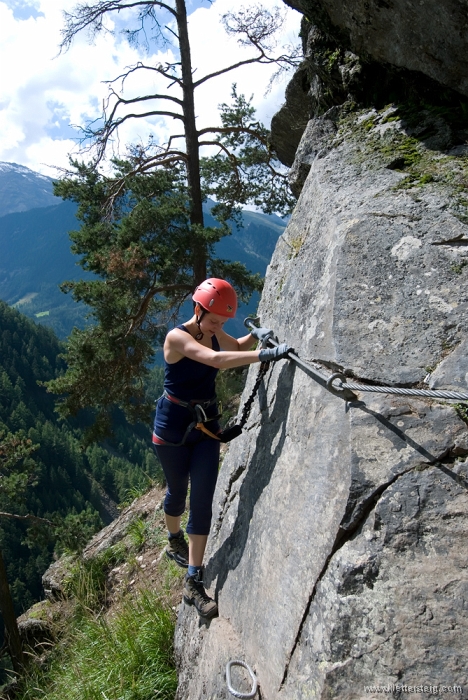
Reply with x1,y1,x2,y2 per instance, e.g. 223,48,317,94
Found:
0,0,301,177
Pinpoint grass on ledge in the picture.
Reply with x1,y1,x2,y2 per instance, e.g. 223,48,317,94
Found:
16,590,177,700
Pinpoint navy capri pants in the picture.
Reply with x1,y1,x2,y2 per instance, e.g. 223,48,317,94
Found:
153,427,220,535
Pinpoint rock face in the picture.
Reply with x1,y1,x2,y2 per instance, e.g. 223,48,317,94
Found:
270,65,314,167
174,83,468,700
282,0,468,98
271,1,468,170
174,2,468,696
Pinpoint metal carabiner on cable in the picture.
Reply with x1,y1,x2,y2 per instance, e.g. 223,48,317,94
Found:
226,660,258,699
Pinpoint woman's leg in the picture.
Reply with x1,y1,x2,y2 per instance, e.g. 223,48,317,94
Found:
182,437,220,619
186,437,220,565
188,534,208,567
153,442,191,567
165,514,182,535
153,442,190,522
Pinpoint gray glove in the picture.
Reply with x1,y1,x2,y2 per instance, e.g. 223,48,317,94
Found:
259,343,292,362
250,326,274,348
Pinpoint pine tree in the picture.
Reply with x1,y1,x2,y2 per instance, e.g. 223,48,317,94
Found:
48,0,299,440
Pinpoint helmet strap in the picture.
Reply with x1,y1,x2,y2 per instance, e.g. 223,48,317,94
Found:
195,305,206,340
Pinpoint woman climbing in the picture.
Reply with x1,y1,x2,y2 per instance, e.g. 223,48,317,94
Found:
152,278,291,619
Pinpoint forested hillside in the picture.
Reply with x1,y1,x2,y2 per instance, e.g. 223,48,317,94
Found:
0,201,91,338
0,301,162,615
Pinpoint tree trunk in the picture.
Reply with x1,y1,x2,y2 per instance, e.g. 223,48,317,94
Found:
0,548,24,673
175,0,207,284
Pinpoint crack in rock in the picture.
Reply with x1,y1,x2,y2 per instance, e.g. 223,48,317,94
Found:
432,236,468,246
278,460,446,690
211,464,247,538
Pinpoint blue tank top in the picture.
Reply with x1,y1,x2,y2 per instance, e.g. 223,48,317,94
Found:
154,325,220,432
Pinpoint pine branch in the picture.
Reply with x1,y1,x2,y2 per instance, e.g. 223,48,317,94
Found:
60,1,177,51
105,61,184,88
125,282,192,335
102,88,184,130
107,90,183,110
197,125,270,147
193,52,271,88
0,512,53,526
84,110,186,163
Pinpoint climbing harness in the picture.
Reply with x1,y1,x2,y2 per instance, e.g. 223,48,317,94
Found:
226,660,258,699
152,391,222,446
244,319,468,403
153,361,272,446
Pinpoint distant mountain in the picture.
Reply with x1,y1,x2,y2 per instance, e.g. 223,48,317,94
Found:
0,200,93,338
0,162,61,216
0,164,286,339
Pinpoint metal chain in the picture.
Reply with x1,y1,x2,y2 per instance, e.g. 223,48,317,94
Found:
239,362,271,428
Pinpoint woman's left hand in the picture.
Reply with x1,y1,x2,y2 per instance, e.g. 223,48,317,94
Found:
249,326,274,348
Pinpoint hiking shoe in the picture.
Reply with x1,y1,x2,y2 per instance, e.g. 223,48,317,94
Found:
165,531,189,568
183,571,218,619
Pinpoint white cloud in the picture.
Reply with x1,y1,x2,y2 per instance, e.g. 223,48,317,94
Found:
189,0,301,128
0,0,301,175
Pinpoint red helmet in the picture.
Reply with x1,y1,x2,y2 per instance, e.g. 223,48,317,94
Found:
192,278,237,318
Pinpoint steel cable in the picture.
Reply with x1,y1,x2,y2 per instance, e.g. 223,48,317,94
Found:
244,318,468,402
328,374,468,401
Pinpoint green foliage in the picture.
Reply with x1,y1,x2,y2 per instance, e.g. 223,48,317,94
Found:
126,517,148,551
216,367,247,427
61,545,127,618
454,403,468,425
451,260,468,275
0,432,38,504
47,153,264,442
201,87,295,220
54,508,103,555
0,301,158,620
16,591,177,700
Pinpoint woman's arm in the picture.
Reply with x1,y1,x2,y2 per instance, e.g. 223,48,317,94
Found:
165,328,260,369
216,328,257,352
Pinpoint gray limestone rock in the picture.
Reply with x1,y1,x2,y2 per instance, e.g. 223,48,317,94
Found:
42,555,75,601
428,339,468,394
289,116,337,196
282,0,468,98
282,464,468,698
18,613,54,651
82,487,163,560
174,107,468,698
270,64,314,167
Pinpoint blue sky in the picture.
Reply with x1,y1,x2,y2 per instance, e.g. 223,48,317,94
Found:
0,0,301,176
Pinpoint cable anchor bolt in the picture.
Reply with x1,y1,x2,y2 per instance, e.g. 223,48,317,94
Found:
326,373,358,401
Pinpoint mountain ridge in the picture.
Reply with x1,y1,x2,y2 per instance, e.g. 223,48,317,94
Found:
0,162,61,216
0,164,286,339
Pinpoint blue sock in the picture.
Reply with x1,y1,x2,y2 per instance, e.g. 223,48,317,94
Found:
168,530,182,539
188,565,202,577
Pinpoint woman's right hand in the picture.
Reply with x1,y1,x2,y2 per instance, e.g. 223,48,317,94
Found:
259,344,293,362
